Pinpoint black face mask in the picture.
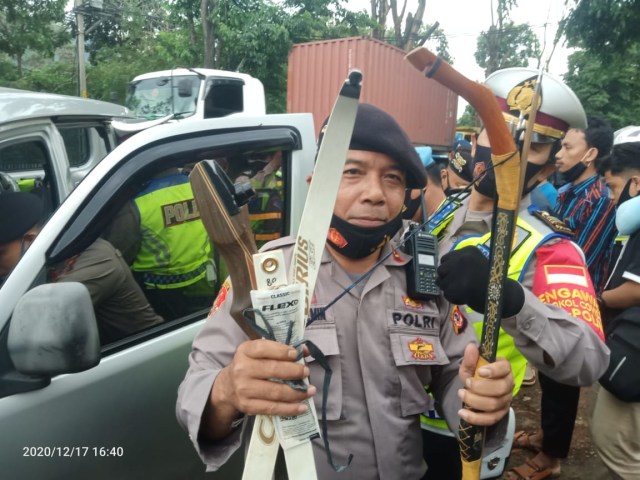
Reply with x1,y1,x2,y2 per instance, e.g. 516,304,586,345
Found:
403,191,421,220
618,178,634,206
443,175,465,197
445,186,466,197
561,161,588,184
474,145,547,198
522,162,545,195
473,146,497,198
327,212,404,259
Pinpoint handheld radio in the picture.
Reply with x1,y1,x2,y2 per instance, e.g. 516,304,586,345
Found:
404,189,440,299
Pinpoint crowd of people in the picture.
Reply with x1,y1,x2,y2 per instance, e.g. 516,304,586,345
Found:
175,64,638,480
2,59,636,480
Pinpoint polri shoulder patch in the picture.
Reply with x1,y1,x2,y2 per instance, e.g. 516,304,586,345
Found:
532,210,574,236
209,277,231,317
450,305,468,334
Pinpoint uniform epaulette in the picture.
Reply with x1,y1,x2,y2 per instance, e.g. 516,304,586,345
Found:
532,210,574,236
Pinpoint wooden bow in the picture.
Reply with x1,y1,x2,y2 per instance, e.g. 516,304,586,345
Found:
190,71,363,480
189,159,259,339
405,47,525,480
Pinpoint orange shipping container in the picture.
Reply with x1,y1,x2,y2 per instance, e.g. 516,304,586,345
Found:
287,37,458,149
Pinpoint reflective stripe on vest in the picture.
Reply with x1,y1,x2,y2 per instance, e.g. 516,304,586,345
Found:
428,197,464,238
132,175,211,289
420,210,565,433
248,173,283,243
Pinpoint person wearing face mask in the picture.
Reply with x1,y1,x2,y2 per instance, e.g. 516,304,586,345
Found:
418,68,610,480
403,146,453,236
442,140,474,197
176,103,523,479
591,140,640,479
554,116,616,294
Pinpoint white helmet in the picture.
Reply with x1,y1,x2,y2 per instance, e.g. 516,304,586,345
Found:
613,125,640,145
485,68,587,142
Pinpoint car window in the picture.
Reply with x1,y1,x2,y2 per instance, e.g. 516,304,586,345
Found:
0,140,49,172
59,125,110,168
0,139,58,218
203,78,245,118
38,140,290,349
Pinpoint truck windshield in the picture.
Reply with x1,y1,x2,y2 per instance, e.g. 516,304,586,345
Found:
125,75,199,120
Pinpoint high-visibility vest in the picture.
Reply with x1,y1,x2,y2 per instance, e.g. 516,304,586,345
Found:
132,174,212,289
249,170,283,243
420,209,566,434
428,197,463,239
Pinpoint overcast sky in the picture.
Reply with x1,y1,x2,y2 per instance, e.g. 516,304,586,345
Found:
350,0,572,78
348,0,573,115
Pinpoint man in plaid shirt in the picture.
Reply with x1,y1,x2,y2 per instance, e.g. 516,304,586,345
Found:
555,116,616,293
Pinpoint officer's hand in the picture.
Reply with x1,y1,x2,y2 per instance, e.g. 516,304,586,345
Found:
457,343,513,426
212,339,315,418
436,246,525,317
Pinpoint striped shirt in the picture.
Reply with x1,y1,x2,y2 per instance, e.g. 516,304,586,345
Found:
555,175,616,293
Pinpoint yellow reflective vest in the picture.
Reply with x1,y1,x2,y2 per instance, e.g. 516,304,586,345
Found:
132,174,211,289
420,209,566,434
249,170,283,244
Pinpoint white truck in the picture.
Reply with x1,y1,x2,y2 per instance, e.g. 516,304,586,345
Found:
124,68,266,122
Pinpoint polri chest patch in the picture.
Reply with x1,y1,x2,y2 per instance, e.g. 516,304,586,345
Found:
390,333,450,366
408,337,436,361
389,309,438,331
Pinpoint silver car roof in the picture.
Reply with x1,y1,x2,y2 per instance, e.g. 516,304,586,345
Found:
0,87,131,123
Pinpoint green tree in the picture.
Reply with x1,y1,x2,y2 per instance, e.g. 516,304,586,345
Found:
457,104,480,129
419,23,452,63
474,0,541,77
563,0,640,129
79,0,170,64
0,0,69,76
564,0,640,54
368,0,427,51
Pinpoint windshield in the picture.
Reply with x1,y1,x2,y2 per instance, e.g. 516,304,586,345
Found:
125,75,200,120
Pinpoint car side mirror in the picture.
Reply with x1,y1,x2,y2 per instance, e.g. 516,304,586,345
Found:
8,283,101,376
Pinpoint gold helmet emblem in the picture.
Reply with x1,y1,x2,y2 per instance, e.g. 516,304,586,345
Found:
505,77,542,118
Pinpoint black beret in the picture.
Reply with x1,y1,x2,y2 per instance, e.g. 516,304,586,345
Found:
320,103,426,189
0,192,43,244
449,144,474,182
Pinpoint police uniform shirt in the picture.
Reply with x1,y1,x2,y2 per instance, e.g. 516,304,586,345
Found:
53,238,163,343
177,236,478,480
438,195,610,386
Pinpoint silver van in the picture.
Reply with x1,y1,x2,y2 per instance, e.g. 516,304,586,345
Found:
0,87,131,215
0,112,316,478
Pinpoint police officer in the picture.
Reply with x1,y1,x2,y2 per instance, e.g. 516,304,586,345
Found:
0,192,163,343
441,140,474,197
177,104,516,479
405,146,447,223
176,103,608,479
420,68,611,480
130,167,215,320
247,150,284,247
